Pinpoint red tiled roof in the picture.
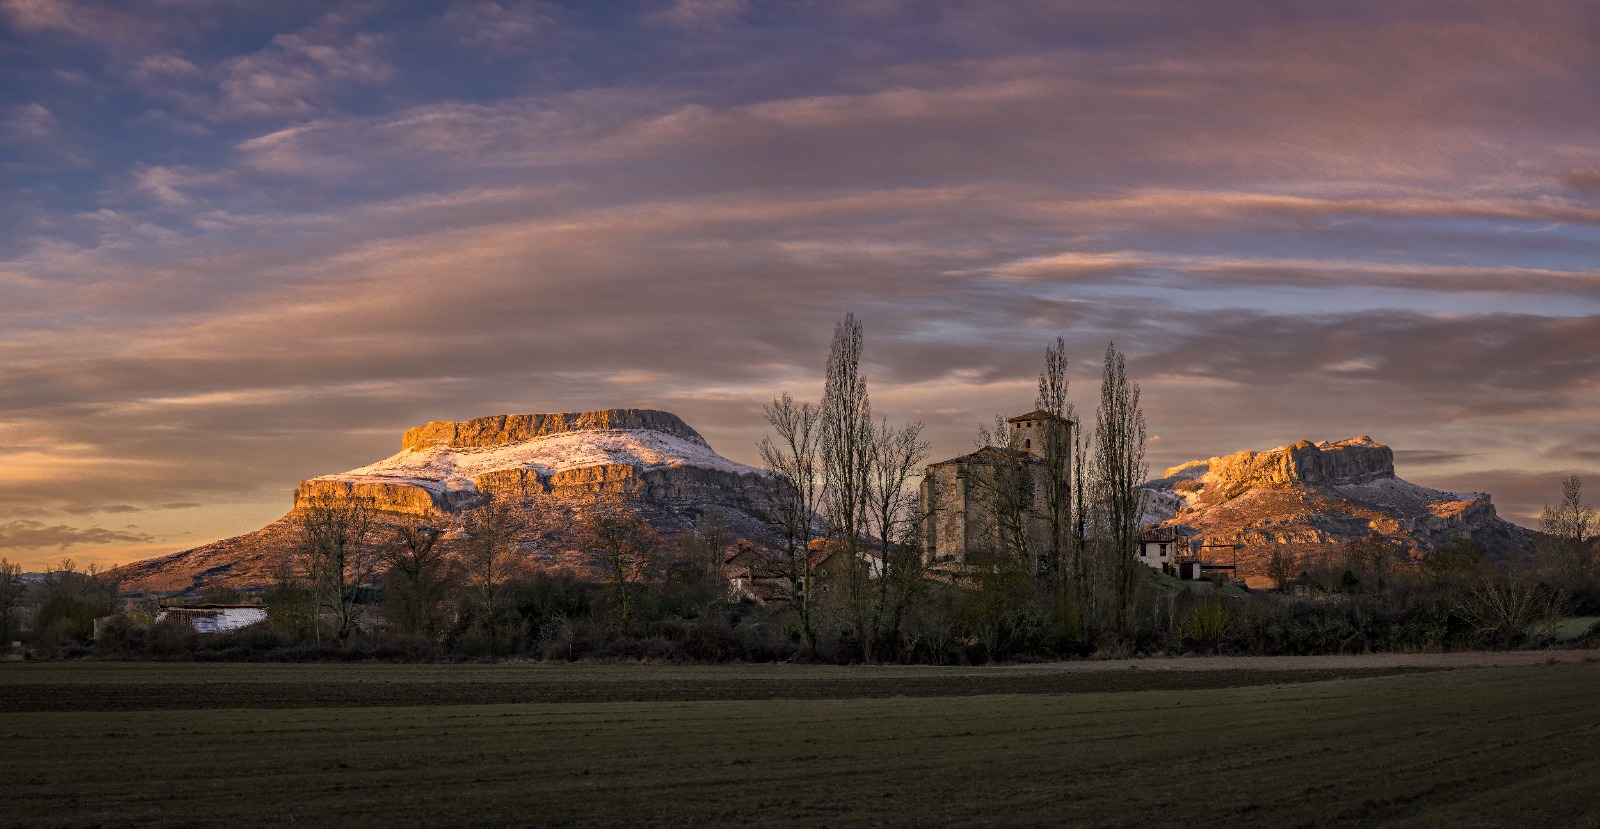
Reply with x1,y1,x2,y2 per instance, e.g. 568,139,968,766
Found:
1139,526,1182,543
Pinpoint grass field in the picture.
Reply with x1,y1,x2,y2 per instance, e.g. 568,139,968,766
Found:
3,657,1598,827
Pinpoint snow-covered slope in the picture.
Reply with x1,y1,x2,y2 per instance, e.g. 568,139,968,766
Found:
294,408,771,514
320,428,763,498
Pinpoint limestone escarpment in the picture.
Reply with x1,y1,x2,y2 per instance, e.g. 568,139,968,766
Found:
402,409,707,451
1143,436,1531,585
1169,436,1395,496
293,479,476,516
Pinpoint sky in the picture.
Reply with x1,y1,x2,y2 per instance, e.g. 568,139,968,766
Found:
2,0,1598,571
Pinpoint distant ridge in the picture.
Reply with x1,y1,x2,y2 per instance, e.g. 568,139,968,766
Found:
1142,435,1531,585
115,408,772,595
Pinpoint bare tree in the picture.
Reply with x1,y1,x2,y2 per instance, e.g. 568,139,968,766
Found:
1343,534,1399,594
463,497,518,652
687,507,730,579
1092,342,1147,632
36,559,119,644
758,392,822,645
1539,475,1595,579
0,558,21,644
848,417,929,661
380,521,450,640
295,491,379,644
1267,545,1297,591
581,494,660,632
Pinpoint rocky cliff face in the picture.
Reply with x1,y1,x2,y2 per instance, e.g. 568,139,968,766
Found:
1143,436,1532,585
117,408,774,595
1173,436,1394,491
401,409,708,452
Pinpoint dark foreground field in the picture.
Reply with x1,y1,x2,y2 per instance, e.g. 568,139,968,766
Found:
3,656,1597,827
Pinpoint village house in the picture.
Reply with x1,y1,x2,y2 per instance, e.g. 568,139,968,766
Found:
721,539,878,604
722,541,792,604
919,410,1070,573
1137,526,1184,574
1137,526,1245,582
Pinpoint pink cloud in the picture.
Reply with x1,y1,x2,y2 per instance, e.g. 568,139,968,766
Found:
217,31,395,119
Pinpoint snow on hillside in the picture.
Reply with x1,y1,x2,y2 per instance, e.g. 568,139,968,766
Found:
317,429,766,494
1334,476,1484,508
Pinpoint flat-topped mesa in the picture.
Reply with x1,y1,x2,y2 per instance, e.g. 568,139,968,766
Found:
1168,436,1395,488
296,407,766,518
401,408,708,451
127,407,780,595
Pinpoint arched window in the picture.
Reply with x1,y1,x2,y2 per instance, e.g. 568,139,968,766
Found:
1024,439,1031,449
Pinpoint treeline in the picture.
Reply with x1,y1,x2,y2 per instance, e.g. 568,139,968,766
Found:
7,522,1594,664
0,559,120,650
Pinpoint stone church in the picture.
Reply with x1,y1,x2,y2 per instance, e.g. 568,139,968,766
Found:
919,410,1071,571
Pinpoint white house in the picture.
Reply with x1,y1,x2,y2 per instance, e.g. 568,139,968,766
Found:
1137,526,1184,573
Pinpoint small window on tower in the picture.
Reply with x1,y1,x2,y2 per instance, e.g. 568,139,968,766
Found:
1025,439,1031,449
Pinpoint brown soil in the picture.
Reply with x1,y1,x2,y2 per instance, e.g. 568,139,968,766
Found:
0,665,1448,712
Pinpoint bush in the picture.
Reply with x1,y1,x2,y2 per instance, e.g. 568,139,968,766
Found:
681,617,742,662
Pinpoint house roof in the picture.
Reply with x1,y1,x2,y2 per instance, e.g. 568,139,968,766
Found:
1007,409,1068,423
1139,526,1183,543
158,603,267,610
927,445,1038,468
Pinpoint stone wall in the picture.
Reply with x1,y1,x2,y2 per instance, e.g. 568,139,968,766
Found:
921,455,1051,568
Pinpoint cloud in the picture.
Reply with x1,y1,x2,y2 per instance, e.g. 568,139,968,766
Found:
130,51,200,82
217,31,395,119
437,1,558,52
993,249,1600,297
1392,449,1483,468
61,504,140,515
1564,167,1600,195
646,0,748,31
0,519,154,551
1,0,138,44
0,102,88,169
1,102,59,143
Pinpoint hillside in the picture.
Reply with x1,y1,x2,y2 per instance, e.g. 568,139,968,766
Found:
1141,436,1532,585
116,409,773,595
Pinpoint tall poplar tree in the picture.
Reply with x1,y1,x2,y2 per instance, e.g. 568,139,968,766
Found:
1035,336,1076,606
1092,342,1147,632
820,313,873,552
